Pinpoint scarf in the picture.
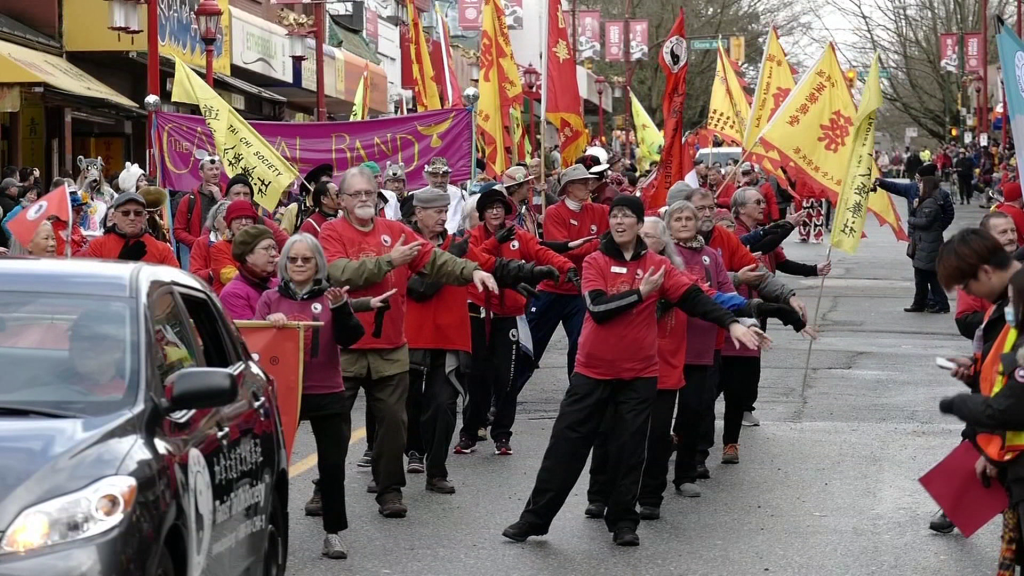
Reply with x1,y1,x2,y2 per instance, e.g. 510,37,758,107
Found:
678,235,705,250
565,198,583,212
998,507,1020,576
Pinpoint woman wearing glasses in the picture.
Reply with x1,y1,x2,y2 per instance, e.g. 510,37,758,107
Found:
254,232,393,559
78,192,178,266
219,225,280,320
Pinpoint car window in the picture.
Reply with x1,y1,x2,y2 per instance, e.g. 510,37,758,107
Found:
0,292,138,416
150,290,201,382
178,292,236,369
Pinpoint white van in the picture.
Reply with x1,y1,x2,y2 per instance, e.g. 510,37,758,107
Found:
694,147,742,167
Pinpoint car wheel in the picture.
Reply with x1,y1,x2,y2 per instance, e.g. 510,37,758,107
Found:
263,496,286,576
153,547,175,576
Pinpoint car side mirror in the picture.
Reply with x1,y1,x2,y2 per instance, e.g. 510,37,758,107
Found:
164,368,237,412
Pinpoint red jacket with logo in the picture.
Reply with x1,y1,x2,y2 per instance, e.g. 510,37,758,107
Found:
78,232,178,267
537,200,608,294
468,225,574,316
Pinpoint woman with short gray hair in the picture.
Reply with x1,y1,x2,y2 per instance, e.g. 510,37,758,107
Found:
254,232,393,561
188,199,230,286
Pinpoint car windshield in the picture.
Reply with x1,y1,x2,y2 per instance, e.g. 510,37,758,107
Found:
0,293,137,417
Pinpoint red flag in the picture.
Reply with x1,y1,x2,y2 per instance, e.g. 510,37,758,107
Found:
648,9,688,211
8,185,71,248
236,324,304,462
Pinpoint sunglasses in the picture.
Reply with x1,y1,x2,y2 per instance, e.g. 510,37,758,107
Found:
117,209,146,218
287,256,315,265
748,199,765,206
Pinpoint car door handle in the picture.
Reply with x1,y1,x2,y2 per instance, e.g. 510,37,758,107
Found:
216,426,231,445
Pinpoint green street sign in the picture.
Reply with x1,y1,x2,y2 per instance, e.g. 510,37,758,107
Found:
691,39,726,50
857,68,892,79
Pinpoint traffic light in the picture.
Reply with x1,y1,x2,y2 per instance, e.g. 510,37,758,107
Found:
950,126,959,138
845,69,857,89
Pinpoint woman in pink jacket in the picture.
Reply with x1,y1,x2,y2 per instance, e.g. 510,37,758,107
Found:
219,225,279,320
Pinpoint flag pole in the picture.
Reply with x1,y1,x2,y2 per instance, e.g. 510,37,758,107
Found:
539,0,550,219
800,243,831,392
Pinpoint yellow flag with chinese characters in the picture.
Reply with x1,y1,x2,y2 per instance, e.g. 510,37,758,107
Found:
744,28,794,173
831,54,882,253
478,0,510,175
171,56,298,212
706,45,747,145
631,91,663,171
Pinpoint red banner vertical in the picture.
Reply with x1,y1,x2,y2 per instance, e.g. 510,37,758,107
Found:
628,20,649,60
237,325,303,463
939,33,958,71
964,32,983,71
605,21,624,61
400,24,416,89
460,0,483,30
366,9,379,49
576,11,601,60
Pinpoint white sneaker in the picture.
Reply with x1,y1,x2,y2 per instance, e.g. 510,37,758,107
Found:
676,483,701,498
742,411,760,426
322,533,347,559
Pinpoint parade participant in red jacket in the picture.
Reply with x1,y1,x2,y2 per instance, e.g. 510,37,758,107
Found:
995,182,1024,247
299,180,341,238
222,174,289,248
188,200,230,286
458,183,573,456
319,166,498,519
503,195,761,547
79,193,178,266
173,155,223,267
209,200,259,294
524,165,605,385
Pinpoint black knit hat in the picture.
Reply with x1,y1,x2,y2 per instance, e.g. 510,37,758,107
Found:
226,174,252,197
232,225,275,264
476,183,514,219
610,194,644,222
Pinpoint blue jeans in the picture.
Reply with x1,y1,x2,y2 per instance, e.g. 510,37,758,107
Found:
523,291,586,383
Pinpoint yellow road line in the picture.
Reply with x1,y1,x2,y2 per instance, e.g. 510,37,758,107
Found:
289,426,367,478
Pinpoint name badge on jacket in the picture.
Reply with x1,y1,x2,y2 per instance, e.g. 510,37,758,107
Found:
611,266,628,274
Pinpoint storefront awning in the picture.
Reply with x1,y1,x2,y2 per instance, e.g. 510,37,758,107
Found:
0,38,136,108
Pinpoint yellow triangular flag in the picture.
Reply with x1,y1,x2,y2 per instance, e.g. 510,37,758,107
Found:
706,44,748,145
350,72,367,121
171,56,298,212
631,91,663,172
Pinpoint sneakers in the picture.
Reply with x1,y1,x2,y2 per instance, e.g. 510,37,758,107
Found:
722,444,739,464
357,449,372,468
502,520,546,542
742,411,760,426
929,511,955,534
638,506,660,520
494,439,513,455
676,483,701,498
407,451,425,474
426,477,456,494
304,480,322,516
584,502,606,519
366,480,378,494
378,496,408,518
454,436,476,454
695,463,711,480
612,526,640,546
321,533,347,559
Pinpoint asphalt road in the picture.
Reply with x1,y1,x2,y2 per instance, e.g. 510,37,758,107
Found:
283,195,1000,576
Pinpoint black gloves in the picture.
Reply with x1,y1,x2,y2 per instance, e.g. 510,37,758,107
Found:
495,226,517,244
372,299,392,338
118,239,148,261
533,265,560,283
938,397,956,415
757,302,807,332
565,267,581,288
448,235,471,258
539,239,572,253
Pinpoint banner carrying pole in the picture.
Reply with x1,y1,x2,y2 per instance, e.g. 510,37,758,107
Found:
539,0,550,219
800,243,832,393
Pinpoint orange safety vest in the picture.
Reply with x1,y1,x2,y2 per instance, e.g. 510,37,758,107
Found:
978,321,1024,462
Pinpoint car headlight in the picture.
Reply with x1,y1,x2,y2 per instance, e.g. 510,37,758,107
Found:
0,476,137,554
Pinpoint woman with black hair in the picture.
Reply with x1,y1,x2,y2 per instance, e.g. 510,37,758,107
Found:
299,180,341,239
906,175,950,313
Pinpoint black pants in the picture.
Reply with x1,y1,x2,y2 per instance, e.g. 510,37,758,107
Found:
301,392,350,533
674,364,712,486
524,291,586,382
957,176,973,203
408,350,461,479
463,308,524,442
342,372,409,502
694,353,722,465
365,405,376,451
519,373,657,532
913,267,949,311
588,388,677,508
720,356,760,446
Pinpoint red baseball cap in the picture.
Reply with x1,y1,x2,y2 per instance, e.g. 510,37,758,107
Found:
1004,182,1022,203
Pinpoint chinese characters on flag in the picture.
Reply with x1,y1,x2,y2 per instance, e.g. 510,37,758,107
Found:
576,11,601,60
939,33,959,72
629,20,649,60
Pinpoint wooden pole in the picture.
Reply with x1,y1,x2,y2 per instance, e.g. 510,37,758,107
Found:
800,244,832,393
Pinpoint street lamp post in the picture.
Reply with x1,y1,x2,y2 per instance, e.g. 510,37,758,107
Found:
464,87,481,180
595,75,606,143
194,0,223,87
107,0,158,176
523,63,540,156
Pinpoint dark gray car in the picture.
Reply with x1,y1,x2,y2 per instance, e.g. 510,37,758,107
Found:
0,258,288,575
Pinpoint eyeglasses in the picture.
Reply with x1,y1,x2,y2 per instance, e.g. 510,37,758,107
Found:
257,244,279,255
344,190,377,200
117,209,146,218
484,204,505,214
748,199,766,206
287,256,315,265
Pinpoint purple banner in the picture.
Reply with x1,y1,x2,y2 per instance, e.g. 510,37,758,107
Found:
155,109,473,192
